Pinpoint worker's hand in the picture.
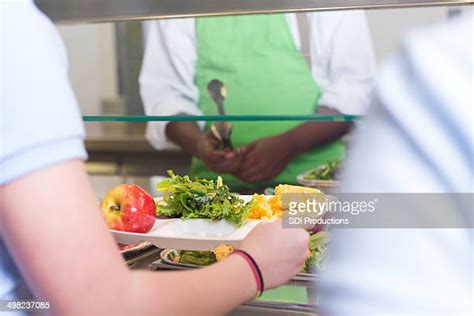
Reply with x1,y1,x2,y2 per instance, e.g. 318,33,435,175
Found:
240,221,309,289
195,131,242,174
235,135,294,183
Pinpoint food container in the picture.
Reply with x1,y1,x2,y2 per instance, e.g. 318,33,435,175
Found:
296,172,340,191
118,241,161,267
158,249,318,282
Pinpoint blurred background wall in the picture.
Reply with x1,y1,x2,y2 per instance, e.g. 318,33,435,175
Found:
57,7,452,116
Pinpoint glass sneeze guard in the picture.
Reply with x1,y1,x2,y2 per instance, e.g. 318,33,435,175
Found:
82,114,361,122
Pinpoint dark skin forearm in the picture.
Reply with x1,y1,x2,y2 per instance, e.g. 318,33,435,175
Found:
282,107,352,157
166,121,203,156
236,107,353,183
166,109,351,182
167,108,351,158
166,121,242,173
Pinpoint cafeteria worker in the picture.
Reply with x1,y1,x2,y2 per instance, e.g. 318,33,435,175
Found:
140,12,375,189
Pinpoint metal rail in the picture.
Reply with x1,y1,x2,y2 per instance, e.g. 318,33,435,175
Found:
35,0,472,24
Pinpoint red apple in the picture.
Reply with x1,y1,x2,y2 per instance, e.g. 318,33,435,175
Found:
100,184,156,233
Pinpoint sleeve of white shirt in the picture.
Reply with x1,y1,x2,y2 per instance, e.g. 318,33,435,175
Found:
139,19,201,150
309,11,376,115
318,14,474,315
0,1,87,185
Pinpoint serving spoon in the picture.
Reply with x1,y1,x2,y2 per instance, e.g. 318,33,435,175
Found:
207,79,233,150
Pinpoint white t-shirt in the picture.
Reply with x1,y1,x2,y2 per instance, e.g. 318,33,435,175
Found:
0,0,87,302
318,13,473,315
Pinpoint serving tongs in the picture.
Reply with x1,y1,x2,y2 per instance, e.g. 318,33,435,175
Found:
207,79,233,150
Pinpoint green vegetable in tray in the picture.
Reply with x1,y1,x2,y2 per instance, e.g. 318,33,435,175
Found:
156,171,251,226
179,251,217,266
304,161,341,180
302,231,330,273
309,231,329,251
303,252,318,274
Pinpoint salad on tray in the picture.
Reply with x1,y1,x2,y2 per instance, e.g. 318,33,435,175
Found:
101,171,330,264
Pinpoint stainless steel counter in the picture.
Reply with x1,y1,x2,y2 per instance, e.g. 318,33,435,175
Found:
36,0,470,24
84,123,190,196
85,123,191,176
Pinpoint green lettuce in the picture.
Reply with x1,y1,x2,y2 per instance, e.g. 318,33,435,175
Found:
303,231,330,273
156,171,251,226
179,251,216,266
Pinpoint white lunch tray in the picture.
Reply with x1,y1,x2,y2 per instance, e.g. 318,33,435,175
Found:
111,218,268,251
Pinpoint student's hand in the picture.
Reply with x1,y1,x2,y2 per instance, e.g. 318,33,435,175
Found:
195,131,242,174
236,135,294,182
240,221,309,289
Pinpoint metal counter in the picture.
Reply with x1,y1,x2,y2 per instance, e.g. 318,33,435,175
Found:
36,0,471,24
125,247,318,315
85,123,190,176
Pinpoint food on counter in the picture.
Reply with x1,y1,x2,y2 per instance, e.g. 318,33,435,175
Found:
303,161,341,180
176,250,217,266
173,244,234,265
100,184,156,233
156,171,251,226
303,231,330,274
269,184,323,214
213,244,234,261
168,231,328,275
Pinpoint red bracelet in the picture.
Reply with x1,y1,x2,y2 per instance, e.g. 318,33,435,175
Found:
232,250,264,297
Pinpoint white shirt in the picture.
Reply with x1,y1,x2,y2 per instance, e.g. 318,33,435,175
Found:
139,12,376,150
0,0,86,304
318,14,473,314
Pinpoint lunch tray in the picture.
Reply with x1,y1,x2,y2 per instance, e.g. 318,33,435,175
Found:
111,196,271,251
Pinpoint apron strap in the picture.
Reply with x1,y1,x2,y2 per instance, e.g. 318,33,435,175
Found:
296,13,311,68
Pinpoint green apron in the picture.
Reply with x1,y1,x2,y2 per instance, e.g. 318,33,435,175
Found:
192,14,344,190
